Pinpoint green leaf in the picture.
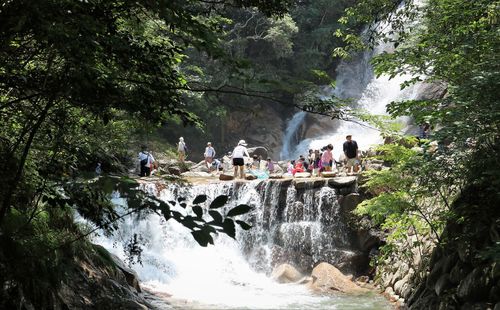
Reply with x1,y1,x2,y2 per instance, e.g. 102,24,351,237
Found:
193,195,207,204
209,210,223,224
236,220,252,230
209,195,228,209
222,218,236,239
226,204,252,217
191,229,214,247
192,205,203,219
171,211,183,222
182,216,199,229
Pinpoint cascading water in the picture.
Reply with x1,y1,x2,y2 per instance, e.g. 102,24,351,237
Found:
88,2,425,307
280,111,307,160
91,180,391,309
282,1,426,161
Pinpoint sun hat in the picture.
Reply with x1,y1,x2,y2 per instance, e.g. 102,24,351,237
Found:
238,139,247,146
179,137,184,141
207,142,212,145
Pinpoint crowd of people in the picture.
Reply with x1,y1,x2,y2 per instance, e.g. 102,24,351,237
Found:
283,135,361,178
136,134,361,179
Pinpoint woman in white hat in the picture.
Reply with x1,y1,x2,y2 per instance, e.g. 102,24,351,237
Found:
231,140,249,179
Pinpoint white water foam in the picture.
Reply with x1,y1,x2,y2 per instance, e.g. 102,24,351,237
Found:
89,182,391,309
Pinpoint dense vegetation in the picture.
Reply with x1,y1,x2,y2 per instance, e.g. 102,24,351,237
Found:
337,0,499,307
0,0,315,307
1,0,497,307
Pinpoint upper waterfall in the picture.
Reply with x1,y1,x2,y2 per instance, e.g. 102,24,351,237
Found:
281,1,426,161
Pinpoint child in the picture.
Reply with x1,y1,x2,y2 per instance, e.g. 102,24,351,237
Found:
266,158,275,173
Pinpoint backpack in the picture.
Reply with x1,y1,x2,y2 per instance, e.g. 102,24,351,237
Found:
140,152,149,166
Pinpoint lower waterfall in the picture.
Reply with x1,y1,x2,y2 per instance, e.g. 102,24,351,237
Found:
91,179,391,309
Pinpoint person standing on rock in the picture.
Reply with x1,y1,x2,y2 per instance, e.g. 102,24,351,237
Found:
204,142,216,171
343,135,360,174
321,144,334,172
138,146,155,177
231,140,249,179
177,137,187,162
266,158,275,174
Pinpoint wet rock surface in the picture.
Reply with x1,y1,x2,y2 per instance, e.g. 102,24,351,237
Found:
307,262,368,294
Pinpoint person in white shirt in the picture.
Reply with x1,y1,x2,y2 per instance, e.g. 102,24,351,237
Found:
138,146,155,177
204,142,216,171
178,137,187,162
231,139,249,179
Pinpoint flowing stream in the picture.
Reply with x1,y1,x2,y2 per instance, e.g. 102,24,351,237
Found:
92,181,392,309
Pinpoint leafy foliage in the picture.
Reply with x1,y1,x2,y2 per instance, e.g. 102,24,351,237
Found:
0,0,296,307
339,0,500,294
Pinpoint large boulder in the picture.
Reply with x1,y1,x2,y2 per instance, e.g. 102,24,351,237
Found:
247,146,269,160
340,193,361,215
271,264,303,283
307,262,368,294
110,253,141,293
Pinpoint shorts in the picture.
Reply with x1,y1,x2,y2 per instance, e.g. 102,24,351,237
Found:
346,158,359,168
233,158,244,166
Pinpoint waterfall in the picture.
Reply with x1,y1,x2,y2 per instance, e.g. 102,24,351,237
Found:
281,1,426,161
90,180,390,309
280,111,307,160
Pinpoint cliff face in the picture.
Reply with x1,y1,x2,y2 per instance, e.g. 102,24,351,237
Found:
407,185,500,309
223,102,287,159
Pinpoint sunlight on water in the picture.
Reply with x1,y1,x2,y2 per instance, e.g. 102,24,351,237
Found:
90,183,392,309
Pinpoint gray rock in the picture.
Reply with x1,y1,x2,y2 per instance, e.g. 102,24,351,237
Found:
110,254,142,293
489,284,500,303
167,166,181,176
434,274,452,296
308,262,368,294
385,286,395,296
457,268,490,301
328,176,357,187
450,261,472,285
340,193,360,214
394,278,407,296
271,263,303,283
247,146,269,160
356,275,369,283
293,179,325,190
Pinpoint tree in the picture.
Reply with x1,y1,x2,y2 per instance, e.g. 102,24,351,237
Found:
336,0,500,305
0,1,295,307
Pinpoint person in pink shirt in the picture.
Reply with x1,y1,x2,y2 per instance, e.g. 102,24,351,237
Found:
321,144,334,171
